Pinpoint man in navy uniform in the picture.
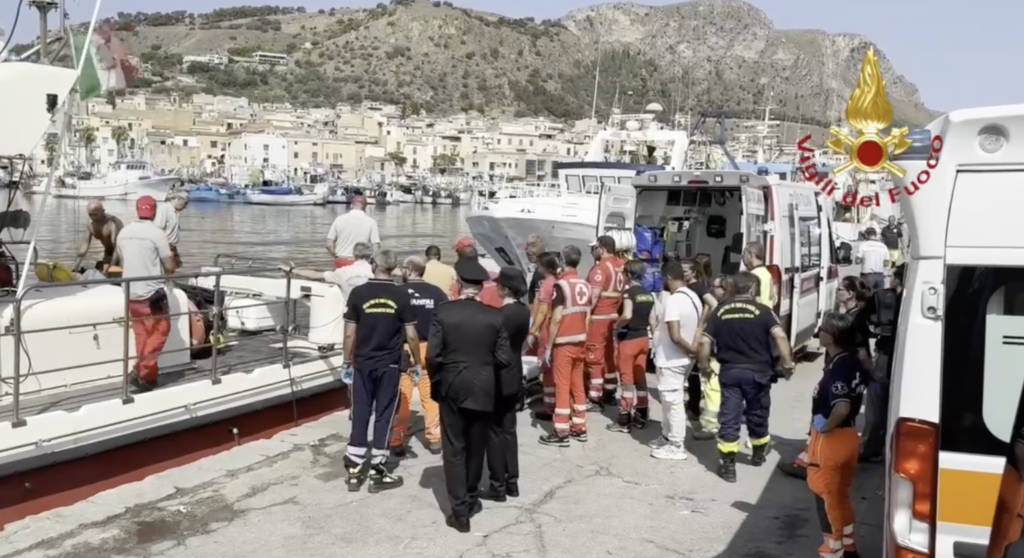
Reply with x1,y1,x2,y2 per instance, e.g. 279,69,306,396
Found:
428,258,516,533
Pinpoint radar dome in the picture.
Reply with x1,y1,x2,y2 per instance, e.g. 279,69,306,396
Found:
644,102,663,113
624,120,642,131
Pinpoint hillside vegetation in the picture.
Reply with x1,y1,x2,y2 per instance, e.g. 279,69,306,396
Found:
22,0,936,126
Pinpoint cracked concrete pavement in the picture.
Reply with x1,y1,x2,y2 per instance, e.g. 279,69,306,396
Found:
0,352,886,558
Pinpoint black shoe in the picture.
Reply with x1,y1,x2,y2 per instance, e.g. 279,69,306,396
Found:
538,433,570,447
601,391,617,407
479,487,507,502
606,422,631,433
390,445,407,458
446,514,470,533
532,411,553,422
469,498,483,516
506,482,519,498
717,451,737,483
691,429,717,441
585,402,603,413
631,414,647,430
346,464,367,492
428,441,442,455
685,409,700,422
750,443,770,466
128,371,157,392
367,465,404,493
570,430,588,443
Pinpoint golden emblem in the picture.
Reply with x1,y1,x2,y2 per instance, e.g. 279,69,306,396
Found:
827,47,912,178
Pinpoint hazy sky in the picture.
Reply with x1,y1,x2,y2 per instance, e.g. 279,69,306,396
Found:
2,0,1014,111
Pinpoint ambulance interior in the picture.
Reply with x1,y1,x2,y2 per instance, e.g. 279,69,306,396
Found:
634,187,746,274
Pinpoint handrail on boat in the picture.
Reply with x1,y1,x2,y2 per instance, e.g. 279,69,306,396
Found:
4,264,306,427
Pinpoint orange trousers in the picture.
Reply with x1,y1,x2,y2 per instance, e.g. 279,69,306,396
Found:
585,318,617,401
987,462,1024,558
552,342,587,436
807,427,859,558
128,297,170,384
391,344,439,446
616,337,649,415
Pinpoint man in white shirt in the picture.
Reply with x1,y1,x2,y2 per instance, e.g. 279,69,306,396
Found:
650,260,703,461
153,191,189,268
287,242,374,299
326,195,380,269
855,228,888,291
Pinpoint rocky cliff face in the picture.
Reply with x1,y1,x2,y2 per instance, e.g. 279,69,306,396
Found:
107,0,935,126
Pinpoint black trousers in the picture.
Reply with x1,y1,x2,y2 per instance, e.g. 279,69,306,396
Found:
440,398,490,518
346,365,401,466
685,371,702,417
487,398,519,492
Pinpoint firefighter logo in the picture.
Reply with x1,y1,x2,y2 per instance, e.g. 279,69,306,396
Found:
574,282,590,305
831,381,848,396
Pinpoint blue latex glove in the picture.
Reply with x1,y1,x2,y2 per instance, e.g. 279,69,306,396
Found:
812,414,828,432
341,363,355,385
411,365,423,382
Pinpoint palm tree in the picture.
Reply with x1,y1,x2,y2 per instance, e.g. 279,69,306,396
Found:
111,126,130,159
80,126,97,170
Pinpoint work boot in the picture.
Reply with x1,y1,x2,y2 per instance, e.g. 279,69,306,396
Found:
427,441,443,455
750,443,770,466
538,433,570,447
601,391,617,407
570,430,588,443
717,451,738,483
367,464,404,493
691,429,717,441
606,413,631,433
633,408,649,430
390,445,407,458
344,458,367,492
585,401,603,413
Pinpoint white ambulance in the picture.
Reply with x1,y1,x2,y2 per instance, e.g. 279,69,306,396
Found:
887,104,1024,557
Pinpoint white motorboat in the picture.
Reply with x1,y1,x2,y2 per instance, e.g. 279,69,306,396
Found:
467,118,689,276
52,160,178,200
246,184,328,206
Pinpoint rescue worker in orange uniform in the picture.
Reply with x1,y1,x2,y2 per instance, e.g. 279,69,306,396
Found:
539,245,591,447
527,252,562,422
586,235,626,407
607,259,656,433
808,312,865,558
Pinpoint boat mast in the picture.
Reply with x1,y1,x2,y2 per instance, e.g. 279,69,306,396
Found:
590,52,600,121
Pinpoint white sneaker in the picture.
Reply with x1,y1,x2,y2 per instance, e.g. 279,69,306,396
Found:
647,435,670,449
651,444,688,460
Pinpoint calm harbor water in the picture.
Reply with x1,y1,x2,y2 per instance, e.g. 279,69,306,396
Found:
12,196,474,271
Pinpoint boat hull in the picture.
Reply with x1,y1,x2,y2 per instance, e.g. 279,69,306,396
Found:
466,211,599,277
245,193,326,206
52,176,178,200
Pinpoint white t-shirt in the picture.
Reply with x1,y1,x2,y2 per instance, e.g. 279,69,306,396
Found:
116,220,172,300
152,203,180,246
323,260,373,299
857,240,888,274
327,210,380,258
654,287,703,369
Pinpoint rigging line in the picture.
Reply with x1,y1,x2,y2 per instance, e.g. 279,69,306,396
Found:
15,0,103,298
0,0,26,60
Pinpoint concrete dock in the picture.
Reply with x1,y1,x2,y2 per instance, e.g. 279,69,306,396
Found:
0,352,886,558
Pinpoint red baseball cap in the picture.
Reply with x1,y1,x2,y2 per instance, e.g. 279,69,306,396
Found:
136,195,157,219
453,237,475,251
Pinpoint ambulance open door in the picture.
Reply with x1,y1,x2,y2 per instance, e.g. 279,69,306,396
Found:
740,184,767,250
595,182,636,236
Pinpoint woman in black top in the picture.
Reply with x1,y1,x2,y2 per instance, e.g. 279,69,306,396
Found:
608,260,657,433
807,312,865,558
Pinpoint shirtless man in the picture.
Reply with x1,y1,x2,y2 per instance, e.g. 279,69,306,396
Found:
73,200,123,273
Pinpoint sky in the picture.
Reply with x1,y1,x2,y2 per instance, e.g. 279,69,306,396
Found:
1,0,1016,112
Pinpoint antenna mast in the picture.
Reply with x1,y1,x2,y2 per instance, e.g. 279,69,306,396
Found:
590,52,601,121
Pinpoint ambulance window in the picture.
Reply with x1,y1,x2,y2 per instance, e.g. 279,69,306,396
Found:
940,267,1024,456
798,216,821,272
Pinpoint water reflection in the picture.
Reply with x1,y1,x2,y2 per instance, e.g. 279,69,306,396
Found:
11,196,472,270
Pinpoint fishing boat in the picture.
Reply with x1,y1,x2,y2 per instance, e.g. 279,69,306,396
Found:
51,159,178,200
0,36,352,528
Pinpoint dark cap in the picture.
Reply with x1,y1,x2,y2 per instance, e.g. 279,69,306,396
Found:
136,195,157,219
454,257,488,285
496,266,527,297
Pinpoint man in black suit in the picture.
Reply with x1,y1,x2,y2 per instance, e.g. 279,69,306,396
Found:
427,258,516,533
481,267,531,503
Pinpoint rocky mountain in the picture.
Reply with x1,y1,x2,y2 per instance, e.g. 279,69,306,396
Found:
52,0,936,126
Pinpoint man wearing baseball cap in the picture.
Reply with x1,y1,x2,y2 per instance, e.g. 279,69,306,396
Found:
449,238,503,307
115,195,178,391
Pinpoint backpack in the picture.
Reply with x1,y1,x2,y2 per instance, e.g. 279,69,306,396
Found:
867,288,900,337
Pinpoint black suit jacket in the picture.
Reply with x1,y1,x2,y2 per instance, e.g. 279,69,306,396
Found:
427,298,515,412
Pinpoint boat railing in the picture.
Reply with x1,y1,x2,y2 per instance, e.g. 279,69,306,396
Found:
469,181,566,210
0,263,317,427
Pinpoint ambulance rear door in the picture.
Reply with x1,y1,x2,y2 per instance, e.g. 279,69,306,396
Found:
740,184,766,248
595,182,636,236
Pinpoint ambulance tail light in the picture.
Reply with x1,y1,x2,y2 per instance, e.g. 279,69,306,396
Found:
888,418,938,558
767,264,782,314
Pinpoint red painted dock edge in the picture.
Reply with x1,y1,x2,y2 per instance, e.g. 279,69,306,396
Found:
0,386,349,530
